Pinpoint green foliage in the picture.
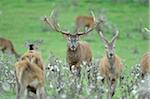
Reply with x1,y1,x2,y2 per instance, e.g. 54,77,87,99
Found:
0,0,148,98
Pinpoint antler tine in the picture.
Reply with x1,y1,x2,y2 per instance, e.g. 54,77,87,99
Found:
98,31,109,44
44,10,70,35
144,27,150,33
44,17,55,31
111,30,119,43
90,10,96,23
77,27,94,36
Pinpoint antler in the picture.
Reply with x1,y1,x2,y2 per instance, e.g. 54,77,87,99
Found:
111,30,119,44
43,10,70,35
98,31,109,44
90,10,96,23
77,28,94,36
144,27,150,33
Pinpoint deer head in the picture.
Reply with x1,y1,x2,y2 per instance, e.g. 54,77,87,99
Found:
98,30,119,59
25,39,43,51
43,10,95,51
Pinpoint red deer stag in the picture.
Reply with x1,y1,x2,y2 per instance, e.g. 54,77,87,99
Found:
96,29,123,98
43,10,94,77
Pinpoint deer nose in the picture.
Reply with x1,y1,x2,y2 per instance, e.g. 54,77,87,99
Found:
71,45,76,49
110,53,113,57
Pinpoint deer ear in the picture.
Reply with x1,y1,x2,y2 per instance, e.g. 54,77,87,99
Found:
62,33,70,39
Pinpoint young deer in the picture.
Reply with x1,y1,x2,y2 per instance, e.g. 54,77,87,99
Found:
140,52,150,79
15,44,45,99
0,37,20,59
43,10,94,76
21,44,44,70
96,30,123,98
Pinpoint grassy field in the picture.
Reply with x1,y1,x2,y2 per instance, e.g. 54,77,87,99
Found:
0,0,149,98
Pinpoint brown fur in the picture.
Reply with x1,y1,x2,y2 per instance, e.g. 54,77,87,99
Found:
67,41,92,71
21,50,44,70
100,55,123,81
140,52,150,78
75,16,94,32
44,11,94,76
0,37,20,58
99,54,123,98
15,60,45,99
96,30,122,97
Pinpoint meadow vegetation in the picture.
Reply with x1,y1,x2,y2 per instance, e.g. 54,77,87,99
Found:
0,0,149,99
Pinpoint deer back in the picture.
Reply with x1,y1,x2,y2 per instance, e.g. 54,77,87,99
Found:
140,52,150,74
0,38,13,49
21,50,44,70
76,16,94,27
15,59,44,88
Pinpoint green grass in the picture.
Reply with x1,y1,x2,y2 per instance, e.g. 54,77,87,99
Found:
0,0,148,98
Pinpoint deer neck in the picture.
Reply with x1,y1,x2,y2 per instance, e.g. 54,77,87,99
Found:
107,55,115,73
67,45,80,60
67,45,80,57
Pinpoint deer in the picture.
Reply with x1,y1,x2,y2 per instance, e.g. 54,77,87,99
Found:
75,11,105,32
140,52,150,79
15,43,45,99
43,10,95,77
96,29,123,98
20,43,44,70
0,37,20,59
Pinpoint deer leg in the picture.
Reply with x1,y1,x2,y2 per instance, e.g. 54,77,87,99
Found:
16,72,21,99
16,82,21,99
106,78,112,99
25,89,31,99
110,78,117,97
36,87,45,99
119,75,124,86
87,64,91,80
76,66,81,77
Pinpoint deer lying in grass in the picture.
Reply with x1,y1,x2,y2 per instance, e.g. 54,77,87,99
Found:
140,52,150,79
0,37,20,59
96,29,123,98
15,44,45,99
44,10,94,76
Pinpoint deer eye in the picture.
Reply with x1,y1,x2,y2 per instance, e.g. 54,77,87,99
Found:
68,37,71,41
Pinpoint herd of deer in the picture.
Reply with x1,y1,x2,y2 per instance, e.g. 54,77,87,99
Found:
0,10,149,99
